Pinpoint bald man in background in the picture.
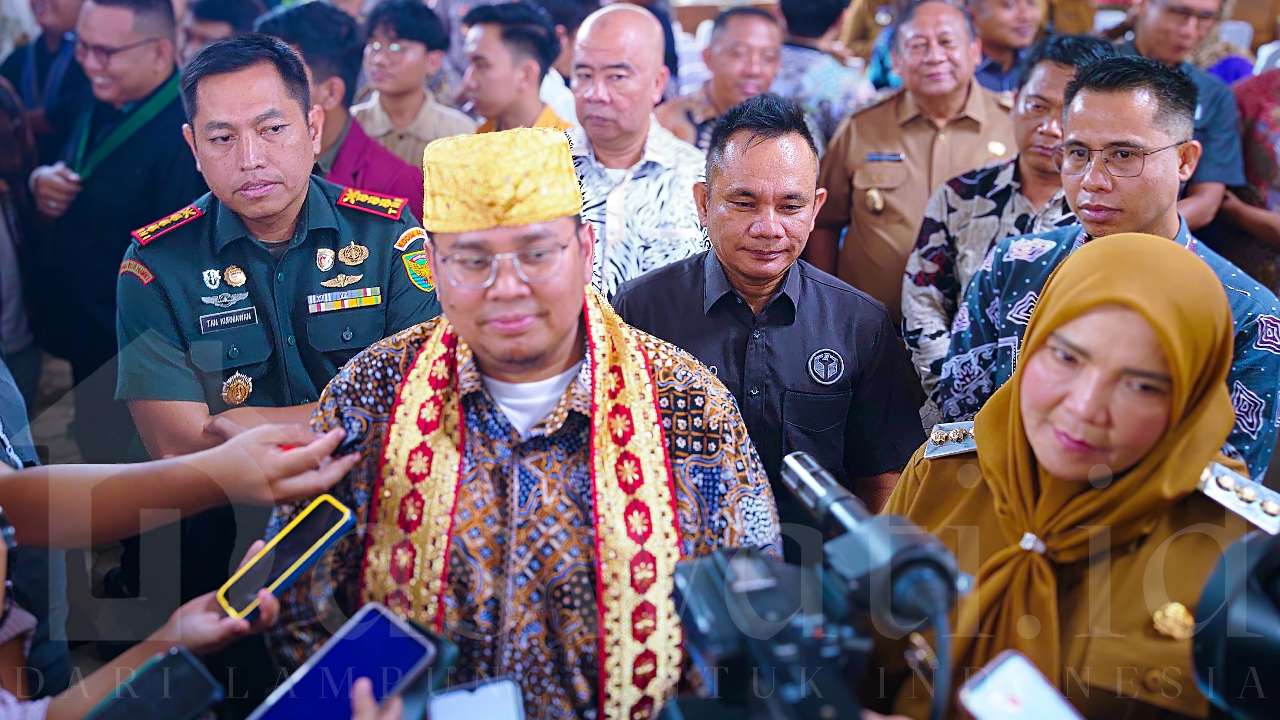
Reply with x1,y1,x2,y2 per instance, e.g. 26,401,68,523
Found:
568,4,706,297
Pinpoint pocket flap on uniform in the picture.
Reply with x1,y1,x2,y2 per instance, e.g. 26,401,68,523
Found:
1074,634,1206,717
783,390,851,433
306,307,384,353
852,162,908,190
189,329,273,372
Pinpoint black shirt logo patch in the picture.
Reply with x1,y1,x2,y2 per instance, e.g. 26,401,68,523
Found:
808,348,844,385
199,306,259,334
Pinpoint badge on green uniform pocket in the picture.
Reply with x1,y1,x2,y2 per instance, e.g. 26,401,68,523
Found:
401,250,434,292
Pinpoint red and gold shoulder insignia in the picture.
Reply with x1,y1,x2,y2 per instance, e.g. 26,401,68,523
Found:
132,204,204,246
119,259,154,285
336,186,408,221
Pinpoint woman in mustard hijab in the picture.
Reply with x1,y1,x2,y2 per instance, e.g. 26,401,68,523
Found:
877,233,1269,718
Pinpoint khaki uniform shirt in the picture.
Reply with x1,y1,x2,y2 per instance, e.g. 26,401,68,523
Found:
815,81,1015,319
352,90,477,169
880,445,1264,719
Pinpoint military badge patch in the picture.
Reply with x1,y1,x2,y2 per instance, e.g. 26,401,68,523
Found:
316,248,335,272
401,250,434,292
132,205,203,245
320,273,363,289
202,269,221,290
119,259,154,285
221,372,253,406
394,227,426,251
223,265,247,288
337,241,369,266
336,186,408,220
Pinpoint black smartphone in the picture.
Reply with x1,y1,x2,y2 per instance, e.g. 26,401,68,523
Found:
83,646,223,720
216,494,355,619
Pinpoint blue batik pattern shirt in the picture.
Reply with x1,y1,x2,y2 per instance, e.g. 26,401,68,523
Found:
937,220,1280,477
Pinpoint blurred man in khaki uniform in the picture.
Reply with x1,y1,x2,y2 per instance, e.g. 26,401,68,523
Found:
1046,0,1094,34
810,0,1014,320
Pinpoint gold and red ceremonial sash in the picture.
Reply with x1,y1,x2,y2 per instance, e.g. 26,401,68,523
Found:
361,288,683,719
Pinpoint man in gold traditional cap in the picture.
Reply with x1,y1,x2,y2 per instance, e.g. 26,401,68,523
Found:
265,127,782,719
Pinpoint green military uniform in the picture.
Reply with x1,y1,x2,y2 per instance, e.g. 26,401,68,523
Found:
115,176,440,412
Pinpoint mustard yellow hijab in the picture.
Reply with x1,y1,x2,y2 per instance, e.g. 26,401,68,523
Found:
954,233,1237,685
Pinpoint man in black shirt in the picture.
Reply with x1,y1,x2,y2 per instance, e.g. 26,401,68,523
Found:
0,0,91,162
27,0,206,465
614,94,923,535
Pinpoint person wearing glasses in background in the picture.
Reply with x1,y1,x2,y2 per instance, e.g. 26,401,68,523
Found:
27,0,206,467
1118,0,1245,233
352,0,476,170
936,56,1280,481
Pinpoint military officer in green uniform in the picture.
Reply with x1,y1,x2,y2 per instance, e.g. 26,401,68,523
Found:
113,34,439,708
117,34,439,461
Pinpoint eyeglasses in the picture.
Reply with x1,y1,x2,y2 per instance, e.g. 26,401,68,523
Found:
365,40,412,59
1054,141,1188,178
438,243,571,290
1154,0,1221,26
74,37,162,65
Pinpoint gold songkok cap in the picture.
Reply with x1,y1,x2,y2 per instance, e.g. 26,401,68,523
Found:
421,127,582,234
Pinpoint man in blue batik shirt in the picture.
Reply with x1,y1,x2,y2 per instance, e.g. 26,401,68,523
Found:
938,56,1280,478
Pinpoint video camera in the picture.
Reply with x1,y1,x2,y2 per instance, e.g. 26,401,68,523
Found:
1195,530,1280,719
662,452,967,720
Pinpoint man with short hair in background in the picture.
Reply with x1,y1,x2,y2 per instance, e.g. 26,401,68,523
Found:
1119,0,1244,231
462,1,572,132
28,0,206,465
655,7,785,151
353,0,476,169
968,0,1043,93
615,94,923,527
256,1,424,218
531,0,597,126
939,56,1280,479
772,0,862,144
808,0,1015,320
178,0,264,66
0,0,90,161
903,34,1114,419
569,3,704,297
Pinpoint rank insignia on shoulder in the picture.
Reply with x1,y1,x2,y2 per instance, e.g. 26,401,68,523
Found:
402,250,434,292
1198,463,1280,535
119,259,154,285
336,186,408,221
924,421,976,459
132,204,203,245
395,227,426,252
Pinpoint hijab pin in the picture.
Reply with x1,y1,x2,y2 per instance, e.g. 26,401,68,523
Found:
1018,532,1046,555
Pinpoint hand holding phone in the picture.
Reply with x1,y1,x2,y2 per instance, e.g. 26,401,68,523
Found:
958,650,1082,720
217,494,355,619
158,541,281,655
249,603,438,720
351,677,404,720
208,424,361,506
83,647,223,720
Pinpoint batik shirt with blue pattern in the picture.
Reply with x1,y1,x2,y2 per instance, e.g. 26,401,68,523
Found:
937,220,1280,477
265,317,781,719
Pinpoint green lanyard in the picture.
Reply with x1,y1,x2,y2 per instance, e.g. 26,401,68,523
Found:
69,72,180,181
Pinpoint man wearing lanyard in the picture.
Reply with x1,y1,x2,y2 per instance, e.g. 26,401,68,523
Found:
0,0,90,162
27,0,206,467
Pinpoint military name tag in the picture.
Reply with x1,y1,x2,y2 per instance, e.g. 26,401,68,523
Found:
199,306,259,334
306,287,382,314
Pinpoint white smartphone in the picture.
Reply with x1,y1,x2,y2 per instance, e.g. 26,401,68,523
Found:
958,650,1082,720
428,677,524,719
